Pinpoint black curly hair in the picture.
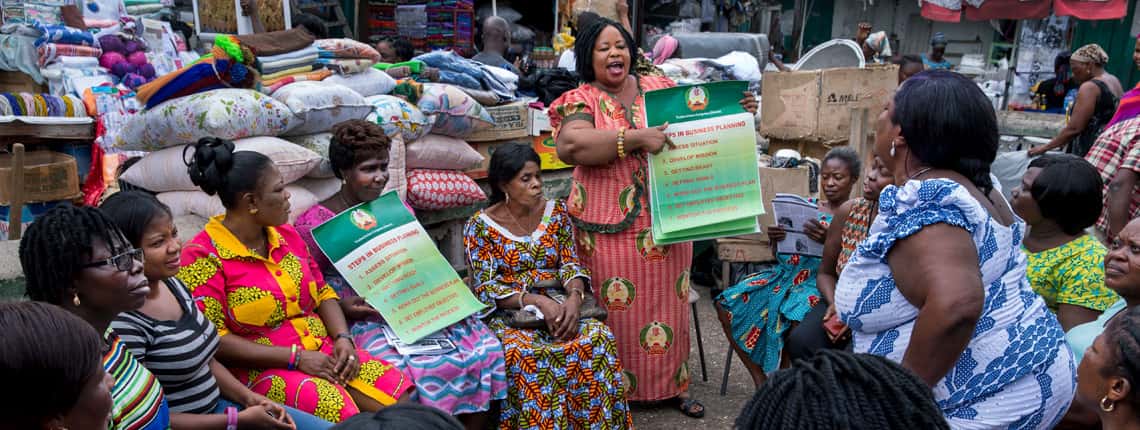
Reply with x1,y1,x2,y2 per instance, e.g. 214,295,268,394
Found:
19,203,132,305
735,350,950,430
184,137,274,209
329,119,391,180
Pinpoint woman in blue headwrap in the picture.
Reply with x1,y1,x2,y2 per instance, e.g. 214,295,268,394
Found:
922,32,954,70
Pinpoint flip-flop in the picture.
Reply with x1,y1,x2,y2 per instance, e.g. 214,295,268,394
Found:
676,397,706,419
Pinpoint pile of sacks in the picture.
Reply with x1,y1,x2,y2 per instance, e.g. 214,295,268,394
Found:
113,56,501,219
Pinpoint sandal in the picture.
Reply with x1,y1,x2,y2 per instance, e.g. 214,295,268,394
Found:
675,397,706,419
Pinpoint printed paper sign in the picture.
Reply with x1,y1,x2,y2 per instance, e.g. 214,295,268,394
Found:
311,192,485,343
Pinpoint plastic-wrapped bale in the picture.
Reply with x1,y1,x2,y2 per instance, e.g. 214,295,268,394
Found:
113,89,296,151
273,81,373,136
364,95,433,141
416,83,493,138
118,136,323,192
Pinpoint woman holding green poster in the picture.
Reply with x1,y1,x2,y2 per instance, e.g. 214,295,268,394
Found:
549,17,757,418
714,148,860,387
294,120,508,430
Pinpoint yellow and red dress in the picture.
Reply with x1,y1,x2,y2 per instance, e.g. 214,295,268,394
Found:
178,217,410,423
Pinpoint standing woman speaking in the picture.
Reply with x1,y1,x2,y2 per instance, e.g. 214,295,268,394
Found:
549,17,757,418
836,70,1076,428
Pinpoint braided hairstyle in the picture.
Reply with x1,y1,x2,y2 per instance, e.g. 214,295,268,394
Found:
19,203,132,305
184,137,274,209
1099,305,1140,412
735,350,949,430
892,70,997,196
329,119,391,180
0,302,105,428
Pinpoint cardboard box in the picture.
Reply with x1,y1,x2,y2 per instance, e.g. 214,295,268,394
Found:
530,107,552,136
465,133,573,179
760,66,898,142
466,101,531,142
0,150,81,205
716,238,776,263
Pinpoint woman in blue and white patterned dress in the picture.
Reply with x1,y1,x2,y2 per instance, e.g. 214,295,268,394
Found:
836,70,1076,429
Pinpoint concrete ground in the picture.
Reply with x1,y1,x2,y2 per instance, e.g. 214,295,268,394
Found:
630,284,755,430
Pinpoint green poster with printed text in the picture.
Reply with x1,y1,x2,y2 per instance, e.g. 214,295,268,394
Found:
645,81,763,244
311,192,485,343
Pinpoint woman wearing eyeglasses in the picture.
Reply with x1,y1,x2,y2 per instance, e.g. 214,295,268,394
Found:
19,204,173,430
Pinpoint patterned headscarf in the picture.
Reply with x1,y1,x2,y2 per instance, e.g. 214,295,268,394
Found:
1071,44,1109,66
865,31,892,57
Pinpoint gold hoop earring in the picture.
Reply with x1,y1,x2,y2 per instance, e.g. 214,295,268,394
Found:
72,295,81,307
1101,396,1116,412
249,207,259,215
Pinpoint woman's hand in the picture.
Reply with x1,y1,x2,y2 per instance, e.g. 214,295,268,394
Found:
554,293,582,341
238,404,295,430
766,225,786,243
630,123,673,155
804,219,827,243
739,91,759,114
422,67,441,82
823,303,837,322
332,337,360,385
1027,146,1048,157
616,0,630,19
536,297,565,335
340,296,380,322
296,349,338,382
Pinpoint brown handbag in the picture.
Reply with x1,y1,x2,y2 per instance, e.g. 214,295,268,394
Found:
500,280,608,329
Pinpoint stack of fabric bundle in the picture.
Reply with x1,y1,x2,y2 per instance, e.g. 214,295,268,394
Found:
35,23,100,67
316,38,396,98
426,0,474,55
134,35,257,109
258,45,324,92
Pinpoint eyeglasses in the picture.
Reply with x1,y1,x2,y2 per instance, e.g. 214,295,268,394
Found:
82,248,144,272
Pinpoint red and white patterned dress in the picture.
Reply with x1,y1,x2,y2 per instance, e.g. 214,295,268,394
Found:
549,76,694,401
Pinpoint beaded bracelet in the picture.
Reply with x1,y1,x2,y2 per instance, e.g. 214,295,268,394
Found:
288,344,299,370
617,127,627,159
225,406,238,430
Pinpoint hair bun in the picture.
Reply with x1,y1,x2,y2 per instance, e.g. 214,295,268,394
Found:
184,137,236,196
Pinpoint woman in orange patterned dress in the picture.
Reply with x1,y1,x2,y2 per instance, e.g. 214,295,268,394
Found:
463,143,631,429
549,17,757,417
178,138,411,423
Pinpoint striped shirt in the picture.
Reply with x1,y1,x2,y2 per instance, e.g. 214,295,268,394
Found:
112,278,222,414
104,334,171,430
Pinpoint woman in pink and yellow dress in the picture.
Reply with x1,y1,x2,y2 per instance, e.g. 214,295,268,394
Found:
178,137,411,424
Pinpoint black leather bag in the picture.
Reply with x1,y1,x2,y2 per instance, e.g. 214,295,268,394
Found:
500,280,607,329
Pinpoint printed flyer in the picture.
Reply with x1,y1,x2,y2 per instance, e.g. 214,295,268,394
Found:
311,192,485,343
645,80,764,244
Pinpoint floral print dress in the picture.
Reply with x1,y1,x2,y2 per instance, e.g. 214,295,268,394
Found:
715,206,832,372
464,200,632,430
179,217,410,423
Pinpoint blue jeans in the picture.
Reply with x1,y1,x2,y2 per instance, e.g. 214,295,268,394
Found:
213,399,333,430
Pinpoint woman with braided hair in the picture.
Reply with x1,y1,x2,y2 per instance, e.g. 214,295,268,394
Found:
734,349,949,430
178,137,412,423
19,204,172,430
1077,305,1140,430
